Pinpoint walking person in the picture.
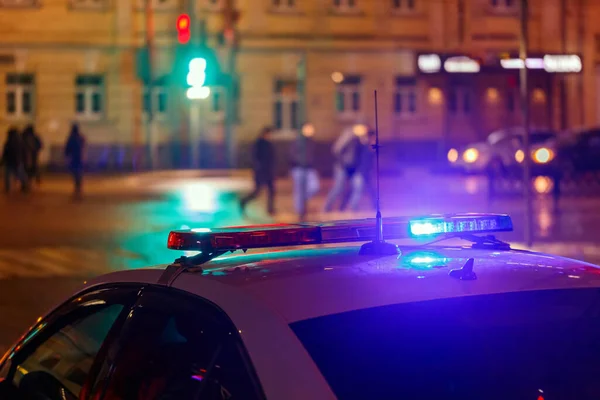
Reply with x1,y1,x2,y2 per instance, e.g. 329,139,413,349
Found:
1,127,28,193
340,128,377,212
323,124,364,212
22,124,43,186
290,123,320,219
240,126,276,216
64,123,86,198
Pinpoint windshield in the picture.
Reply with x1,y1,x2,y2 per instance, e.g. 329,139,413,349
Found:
290,289,600,400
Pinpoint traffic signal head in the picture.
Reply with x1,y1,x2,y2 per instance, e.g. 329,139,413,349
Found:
177,14,191,44
186,57,211,100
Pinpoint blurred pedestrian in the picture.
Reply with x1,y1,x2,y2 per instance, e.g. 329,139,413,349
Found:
340,128,377,211
290,123,320,218
64,123,86,198
240,126,276,216
1,127,28,193
323,124,364,212
21,124,43,186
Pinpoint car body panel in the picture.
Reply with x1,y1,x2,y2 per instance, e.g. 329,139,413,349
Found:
7,244,600,400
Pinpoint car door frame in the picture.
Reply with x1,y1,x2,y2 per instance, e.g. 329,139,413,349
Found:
0,283,143,397
94,284,267,400
170,274,337,400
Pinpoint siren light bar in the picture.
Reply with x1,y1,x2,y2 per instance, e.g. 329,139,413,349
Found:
167,214,513,252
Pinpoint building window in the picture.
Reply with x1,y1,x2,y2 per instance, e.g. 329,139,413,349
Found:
489,0,516,13
332,0,357,13
69,0,108,10
136,0,177,10
5,73,34,119
75,75,104,120
143,81,168,120
209,87,225,120
0,0,38,7
392,0,415,11
507,90,516,112
273,80,300,133
448,86,471,115
336,75,362,118
272,0,296,12
204,0,223,10
393,77,417,117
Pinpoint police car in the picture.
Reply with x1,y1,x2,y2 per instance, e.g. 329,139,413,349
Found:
1,213,600,399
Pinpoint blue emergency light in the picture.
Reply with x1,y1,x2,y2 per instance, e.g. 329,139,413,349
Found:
167,213,513,252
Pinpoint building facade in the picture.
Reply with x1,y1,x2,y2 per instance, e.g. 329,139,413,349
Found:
0,0,596,171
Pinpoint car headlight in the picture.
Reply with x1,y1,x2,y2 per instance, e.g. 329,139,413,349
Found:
515,150,525,163
462,148,479,163
447,148,458,163
533,148,554,164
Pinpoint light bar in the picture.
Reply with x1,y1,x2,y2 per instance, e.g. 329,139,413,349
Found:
409,214,513,237
167,213,513,252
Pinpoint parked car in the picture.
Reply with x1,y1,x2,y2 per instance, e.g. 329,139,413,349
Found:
447,127,558,177
556,128,600,178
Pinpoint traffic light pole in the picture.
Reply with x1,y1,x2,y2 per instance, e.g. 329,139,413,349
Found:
145,0,156,169
519,0,533,247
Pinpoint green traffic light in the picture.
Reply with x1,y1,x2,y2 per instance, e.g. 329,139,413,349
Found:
186,57,210,99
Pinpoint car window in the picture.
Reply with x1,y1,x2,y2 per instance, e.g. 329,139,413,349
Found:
291,288,600,400
0,286,139,400
96,287,264,400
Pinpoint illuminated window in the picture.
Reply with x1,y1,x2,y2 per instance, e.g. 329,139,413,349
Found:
274,79,300,132
394,77,417,117
5,73,34,119
335,75,362,119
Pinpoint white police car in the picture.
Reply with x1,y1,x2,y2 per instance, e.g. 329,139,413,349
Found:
1,213,600,399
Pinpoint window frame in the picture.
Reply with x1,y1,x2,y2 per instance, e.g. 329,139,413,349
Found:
0,284,142,398
447,86,472,116
142,85,169,121
135,0,177,11
98,286,266,400
75,75,105,121
488,0,517,14
5,73,35,120
336,78,362,120
271,0,297,12
393,78,418,119
332,0,359,14
0,0,39,8
273,79,300,136
391,0,416,13
68,0,109,10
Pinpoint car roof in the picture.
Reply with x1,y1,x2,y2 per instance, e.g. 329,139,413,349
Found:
85,244,600,324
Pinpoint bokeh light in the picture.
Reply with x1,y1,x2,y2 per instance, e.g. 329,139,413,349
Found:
331,71,344,83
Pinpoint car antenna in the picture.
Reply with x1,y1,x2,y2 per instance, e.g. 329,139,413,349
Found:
359,90,400,256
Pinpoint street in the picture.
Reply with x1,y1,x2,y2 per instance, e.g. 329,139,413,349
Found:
2,169,600,351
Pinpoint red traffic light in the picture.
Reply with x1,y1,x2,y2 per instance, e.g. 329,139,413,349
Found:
176,14,191,44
